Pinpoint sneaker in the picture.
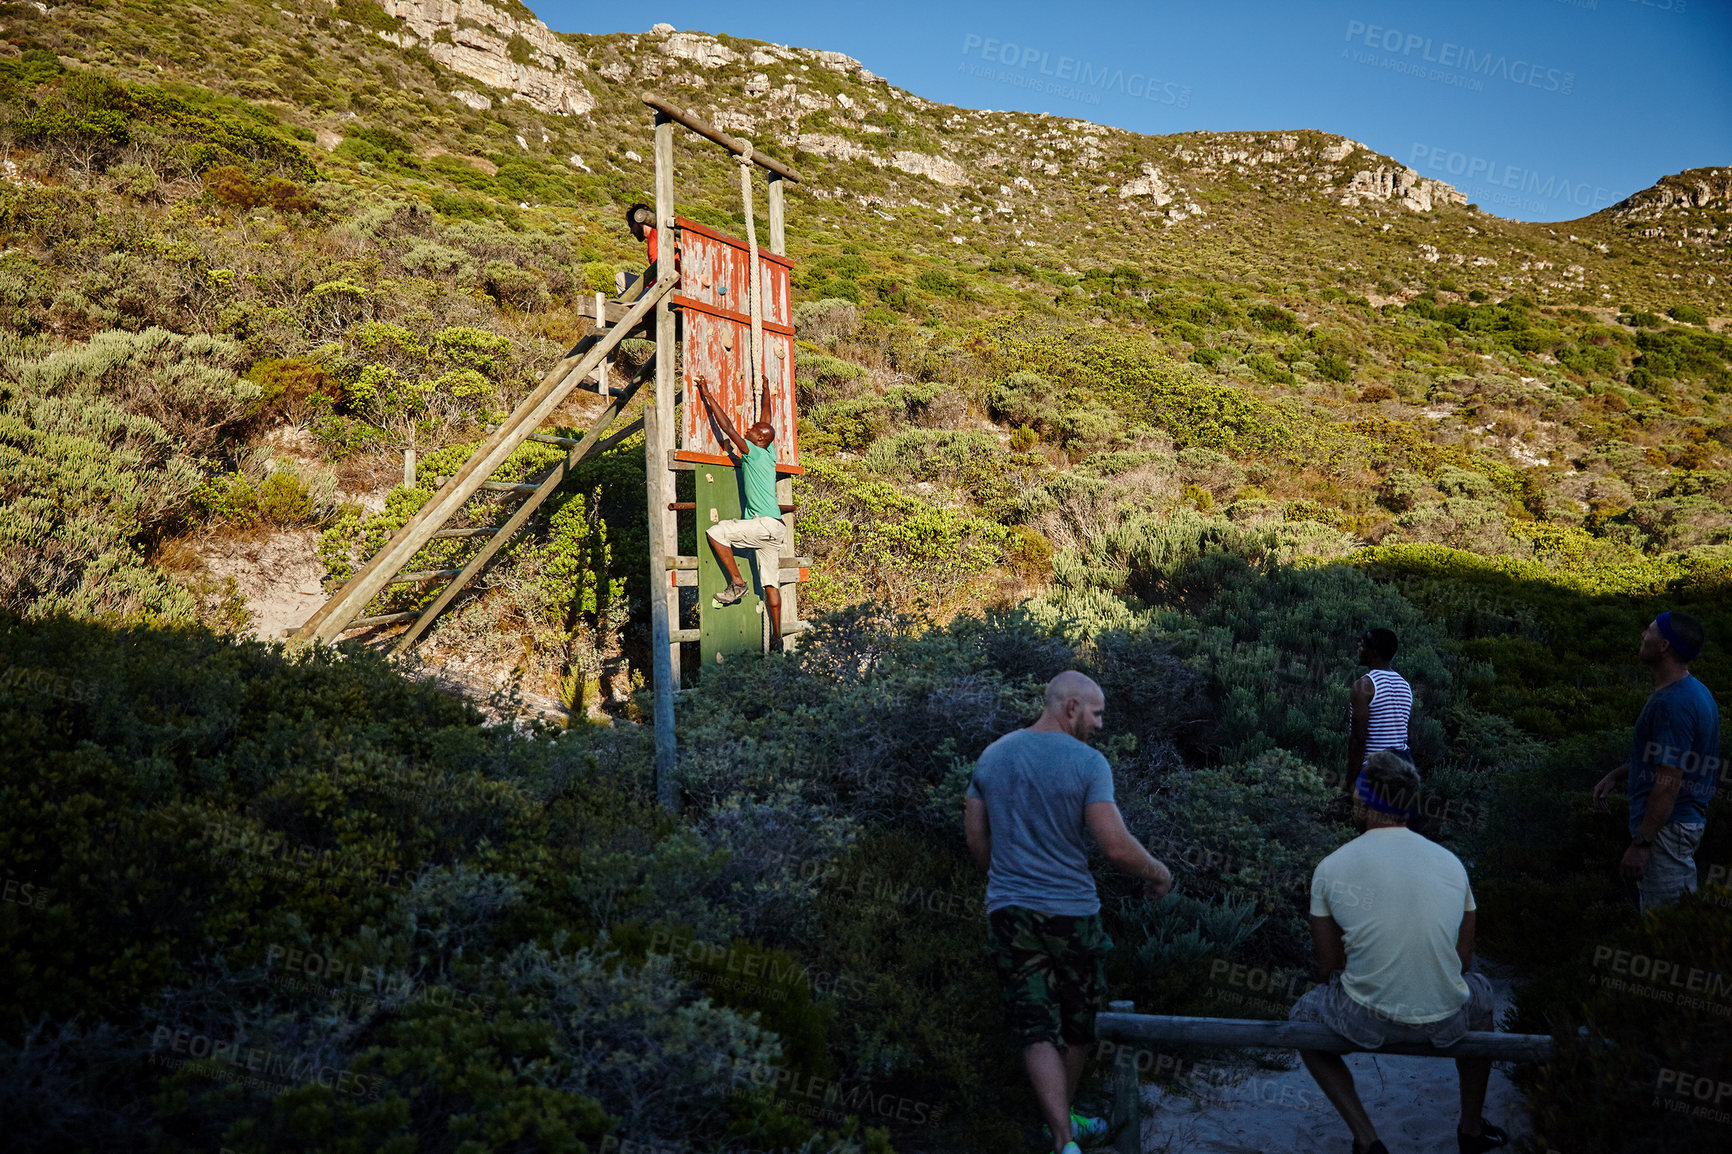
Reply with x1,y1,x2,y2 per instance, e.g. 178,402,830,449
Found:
713,581,748,606
1458,1120,1509,1154
1043,1113,1111,1146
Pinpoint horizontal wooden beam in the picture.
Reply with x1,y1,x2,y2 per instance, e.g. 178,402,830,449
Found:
571,293,654,331
641,92,804,183
390,568,461,585
431,527,502,540
1094,1014,1554,1063
669,628,700,643
343,611,419,629
664,555,812,570
481,480,540,495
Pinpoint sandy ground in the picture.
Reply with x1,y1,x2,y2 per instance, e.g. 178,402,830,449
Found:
1137,974,1531,1154
200,529,328,641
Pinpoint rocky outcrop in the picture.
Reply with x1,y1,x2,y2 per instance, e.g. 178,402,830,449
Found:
373,0,595,115
1340,165,1466,213
891,151,967,186
1119,163,1173,205
1608,167,1732,223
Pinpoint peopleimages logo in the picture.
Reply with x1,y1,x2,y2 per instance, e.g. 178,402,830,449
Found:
1342,21,1575,96
960,34,1192,108
1408,145,1616,213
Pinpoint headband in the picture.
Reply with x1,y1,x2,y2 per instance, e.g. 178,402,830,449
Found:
1357,771,1417,818
1657,612,1702,662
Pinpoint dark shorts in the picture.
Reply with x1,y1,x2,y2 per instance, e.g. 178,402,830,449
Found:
985,905,1114,1050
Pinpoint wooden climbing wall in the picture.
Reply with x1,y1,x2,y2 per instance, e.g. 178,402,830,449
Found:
674,217,798,464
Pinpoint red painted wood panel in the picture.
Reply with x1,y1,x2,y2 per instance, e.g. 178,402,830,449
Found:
676,218,797,464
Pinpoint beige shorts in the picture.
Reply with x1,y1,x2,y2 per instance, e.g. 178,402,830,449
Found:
706,516,787,590
1289,971,1495,1050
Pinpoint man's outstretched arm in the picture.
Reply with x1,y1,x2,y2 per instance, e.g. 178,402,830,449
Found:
758,372,774,433
1084,801,1172,900
693,374,751,457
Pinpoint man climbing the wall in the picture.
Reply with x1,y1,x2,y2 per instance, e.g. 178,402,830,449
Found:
965,671,1173,1154
1592,611,1719,912
692,372,788,651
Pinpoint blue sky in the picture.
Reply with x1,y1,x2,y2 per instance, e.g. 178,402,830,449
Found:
535,0,1731,223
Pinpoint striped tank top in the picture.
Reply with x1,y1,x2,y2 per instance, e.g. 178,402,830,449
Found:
1359,668,1412,764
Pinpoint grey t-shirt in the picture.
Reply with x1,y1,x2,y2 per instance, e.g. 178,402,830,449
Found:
967,728,1115,916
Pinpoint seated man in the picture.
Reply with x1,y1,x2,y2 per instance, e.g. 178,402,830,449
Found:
691,372,789,650
1291,751,1507,1154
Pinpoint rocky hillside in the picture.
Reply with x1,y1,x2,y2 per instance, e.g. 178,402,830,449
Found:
37,0,1729,312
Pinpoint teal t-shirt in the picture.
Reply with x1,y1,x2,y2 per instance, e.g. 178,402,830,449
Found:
740,440,779,520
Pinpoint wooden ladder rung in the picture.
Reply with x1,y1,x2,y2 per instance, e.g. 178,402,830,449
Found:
669,628,700,643
431,527,502,539
666,555,811,571
481,481,540,494
390,568,462,585
344,611,420,629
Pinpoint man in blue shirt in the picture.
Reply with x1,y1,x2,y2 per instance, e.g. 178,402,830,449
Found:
693,373,790,650
965,671,1172,1154
1593,611,1720,912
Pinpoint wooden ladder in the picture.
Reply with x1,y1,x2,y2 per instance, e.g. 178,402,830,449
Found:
287,276,678,650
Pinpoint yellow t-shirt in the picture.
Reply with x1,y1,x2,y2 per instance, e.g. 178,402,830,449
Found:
1310,826,1476,1024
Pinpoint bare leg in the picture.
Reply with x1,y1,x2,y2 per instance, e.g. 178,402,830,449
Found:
1064,1041,1088,1104
1457,1056,1491,1137
1024,1042,1074,1152
763,585,782,650
1299,1049,1379,1152
706,532,744,587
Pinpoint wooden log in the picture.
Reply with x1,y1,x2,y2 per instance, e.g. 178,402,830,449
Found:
1094,1013,1555,1063
641,92,803,183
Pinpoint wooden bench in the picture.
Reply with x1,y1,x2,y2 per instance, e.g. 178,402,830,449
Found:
1096,1003,1555,1153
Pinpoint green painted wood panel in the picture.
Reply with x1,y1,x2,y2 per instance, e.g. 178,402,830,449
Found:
694,463,766,673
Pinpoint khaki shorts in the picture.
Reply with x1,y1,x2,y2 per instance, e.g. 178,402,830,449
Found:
1638,822,1705,914
1289,971,1495,1050
706,516,787,590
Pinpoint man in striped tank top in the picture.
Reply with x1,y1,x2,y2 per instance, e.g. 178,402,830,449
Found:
1344,628,1414,802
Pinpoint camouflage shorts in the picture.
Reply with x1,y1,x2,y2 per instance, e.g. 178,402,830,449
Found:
985,905,1114,1050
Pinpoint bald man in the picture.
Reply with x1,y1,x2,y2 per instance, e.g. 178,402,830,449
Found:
965,671,1172,1154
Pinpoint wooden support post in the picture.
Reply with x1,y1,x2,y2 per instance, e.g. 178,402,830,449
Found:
649,110,680,812
765,173,798,649
1108,1000,1140,1154
403,448,416,489
767,173,786,256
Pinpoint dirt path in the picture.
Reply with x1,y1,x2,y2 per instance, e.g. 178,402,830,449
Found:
1137,973,1532,1153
